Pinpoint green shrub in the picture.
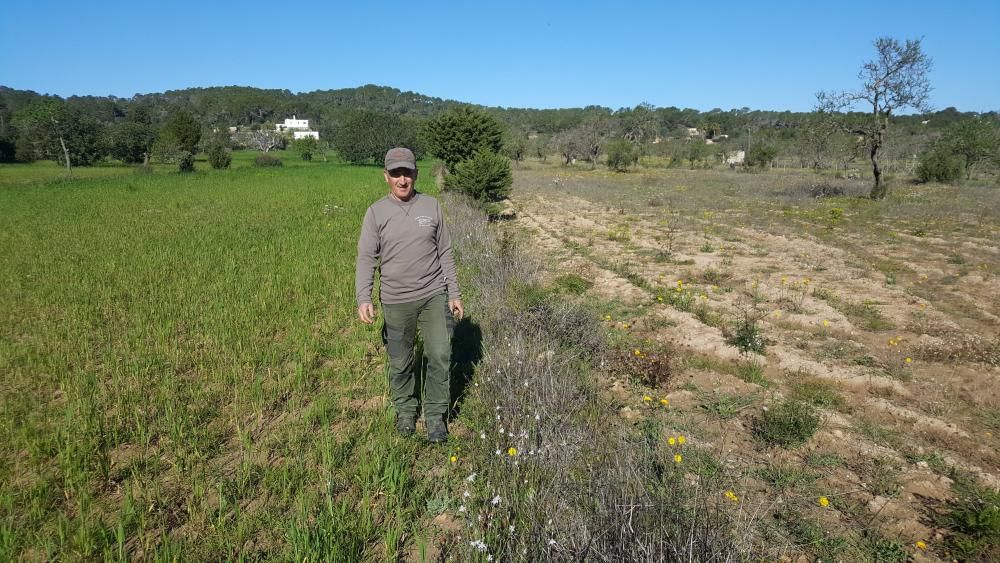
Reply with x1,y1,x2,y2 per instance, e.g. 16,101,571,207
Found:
752,400,820,447
553,274,593,295
945,481,1000,559
254,153,283,167
606,139,640,172
443,150,512,202
728,308,766,354
424,107,504,171
916,148,963,183
331,111,421,165
746,145,778,168
177,151,195,173
293,137,319,161
207,143,231,169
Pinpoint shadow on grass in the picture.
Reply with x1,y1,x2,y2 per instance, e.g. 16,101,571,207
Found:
449,316,483,420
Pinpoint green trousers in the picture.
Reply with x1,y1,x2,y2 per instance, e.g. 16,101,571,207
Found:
381,292,455,423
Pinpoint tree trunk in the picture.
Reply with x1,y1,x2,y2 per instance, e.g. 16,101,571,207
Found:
58,135,72,174
869,120,887,200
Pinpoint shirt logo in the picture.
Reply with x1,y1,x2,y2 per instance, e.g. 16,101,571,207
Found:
415,215,434,228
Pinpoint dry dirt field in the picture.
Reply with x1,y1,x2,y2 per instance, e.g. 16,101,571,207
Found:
509,163,999,561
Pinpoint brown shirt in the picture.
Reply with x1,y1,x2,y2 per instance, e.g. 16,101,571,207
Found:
355,192,461,305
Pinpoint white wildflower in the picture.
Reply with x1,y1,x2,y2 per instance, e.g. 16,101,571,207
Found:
491,495,501,506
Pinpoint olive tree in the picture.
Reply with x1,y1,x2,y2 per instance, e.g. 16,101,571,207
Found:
940,117,1000,179
817,37,932,199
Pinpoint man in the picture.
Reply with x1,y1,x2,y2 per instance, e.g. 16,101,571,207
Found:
356,147,464,442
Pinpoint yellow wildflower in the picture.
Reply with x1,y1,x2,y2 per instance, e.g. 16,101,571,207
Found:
915,540,926,550
674,454,683,463
905,357,912,364
507,447,517,457
643,395,652,402
822,319,829,327
677,435,686,445
724,490,739,502
450,455,458,464
659,398,669,406
635,349,642,356
668,437,676,445
818,496,830,507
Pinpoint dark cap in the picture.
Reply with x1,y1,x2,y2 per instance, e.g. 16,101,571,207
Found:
384,147,416,170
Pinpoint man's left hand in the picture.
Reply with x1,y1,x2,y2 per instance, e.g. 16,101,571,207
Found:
448,299,464,320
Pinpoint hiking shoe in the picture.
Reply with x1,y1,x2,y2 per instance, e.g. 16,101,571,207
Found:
427,428,448,443
395,414,416,437
426,416,448,443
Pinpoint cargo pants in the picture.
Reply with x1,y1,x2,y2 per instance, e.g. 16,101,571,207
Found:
381,292,455,428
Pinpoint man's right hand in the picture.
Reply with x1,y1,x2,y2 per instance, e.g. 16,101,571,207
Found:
358,303,377,324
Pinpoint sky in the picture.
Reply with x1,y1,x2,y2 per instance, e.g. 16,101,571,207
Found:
1,0,998,113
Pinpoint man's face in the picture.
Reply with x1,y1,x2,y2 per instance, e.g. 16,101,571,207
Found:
384,167,417,201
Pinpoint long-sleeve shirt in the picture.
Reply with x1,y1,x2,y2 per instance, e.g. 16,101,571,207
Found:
355,192,461,306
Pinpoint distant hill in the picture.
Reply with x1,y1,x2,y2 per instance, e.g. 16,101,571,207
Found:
0,83,993,148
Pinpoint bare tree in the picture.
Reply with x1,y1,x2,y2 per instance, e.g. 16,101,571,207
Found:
247,129,283,153
817,37,932,199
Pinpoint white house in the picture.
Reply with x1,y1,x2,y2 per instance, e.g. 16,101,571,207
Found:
276,115,311,132
275,115,320,139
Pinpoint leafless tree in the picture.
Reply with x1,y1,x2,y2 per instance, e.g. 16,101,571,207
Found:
247,130,283,153
817,37,932,199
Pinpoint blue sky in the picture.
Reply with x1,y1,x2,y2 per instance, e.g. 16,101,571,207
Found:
1,0,997,112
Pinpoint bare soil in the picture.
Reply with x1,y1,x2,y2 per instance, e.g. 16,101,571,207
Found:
509,164,999,560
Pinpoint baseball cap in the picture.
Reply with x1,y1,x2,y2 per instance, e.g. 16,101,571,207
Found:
384,147,416,170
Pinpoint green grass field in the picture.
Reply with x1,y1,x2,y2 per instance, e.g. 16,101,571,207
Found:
0,151,444,560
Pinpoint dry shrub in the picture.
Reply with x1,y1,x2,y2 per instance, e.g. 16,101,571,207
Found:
442,193,757,561
915,334,1000,366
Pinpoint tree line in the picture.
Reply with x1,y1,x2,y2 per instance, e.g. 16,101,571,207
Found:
2,42,998,196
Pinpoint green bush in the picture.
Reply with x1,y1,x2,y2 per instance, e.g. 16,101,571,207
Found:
177,151,195,173
424,107,504,171
254,153,283,167
946,481,1000,559
606,139,639,172
443,150,512,202
746,145,778,168
916,148,963,183
293,137,319,161
331,111,420,165
207,143,231,169
752,400,820,447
